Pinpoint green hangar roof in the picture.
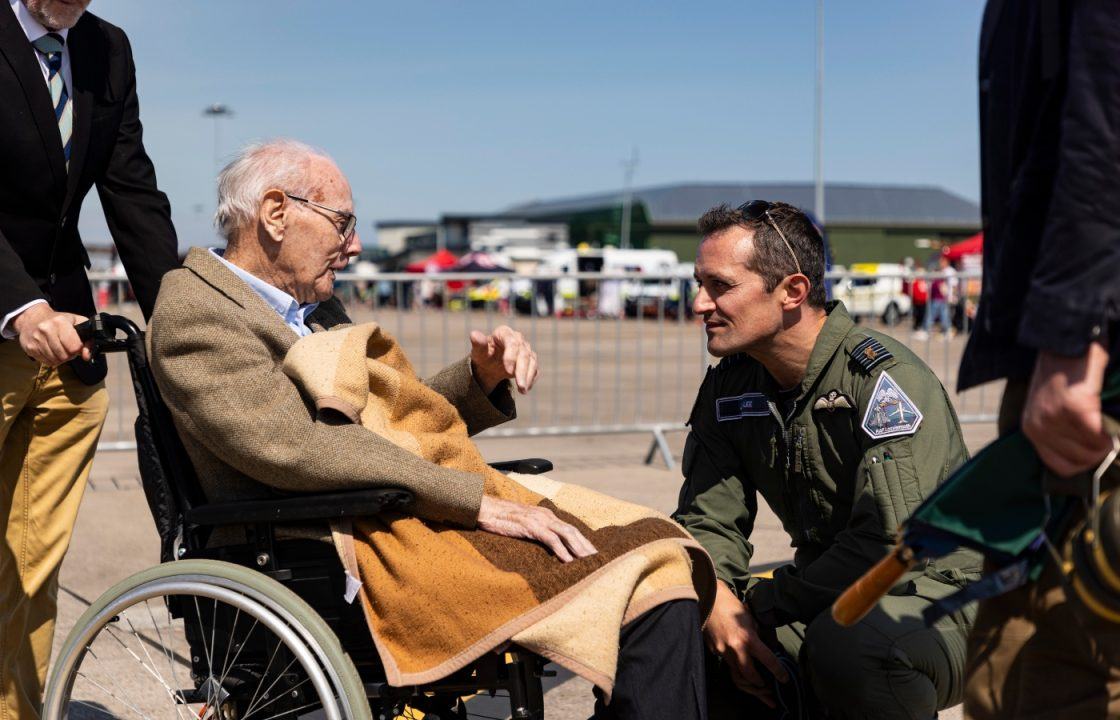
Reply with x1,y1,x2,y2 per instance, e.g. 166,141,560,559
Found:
506,182,980,229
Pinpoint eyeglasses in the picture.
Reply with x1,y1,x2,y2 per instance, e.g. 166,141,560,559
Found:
285,193,357,245
737,200,802,276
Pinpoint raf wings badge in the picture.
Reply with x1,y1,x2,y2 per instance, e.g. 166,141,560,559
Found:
860,371,923,439
813,390,854,413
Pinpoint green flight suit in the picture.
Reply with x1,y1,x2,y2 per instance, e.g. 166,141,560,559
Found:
675,302,981,720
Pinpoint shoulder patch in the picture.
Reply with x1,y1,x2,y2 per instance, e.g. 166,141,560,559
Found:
850,335,893,373
861,371,922,439
716,392,770,421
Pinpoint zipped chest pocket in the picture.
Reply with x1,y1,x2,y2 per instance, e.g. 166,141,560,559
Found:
792,425,829,544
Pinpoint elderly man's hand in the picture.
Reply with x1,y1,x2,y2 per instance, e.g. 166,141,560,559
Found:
704,582,788,708
1023,344,1113,478
477,496,597,563
13,304,92,366
470,325,538,395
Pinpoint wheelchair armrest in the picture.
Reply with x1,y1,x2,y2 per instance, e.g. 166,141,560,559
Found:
183,488,414,527
488,458,553,475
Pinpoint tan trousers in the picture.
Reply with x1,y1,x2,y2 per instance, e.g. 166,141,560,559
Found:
964,380,1120,719
0,342,107,720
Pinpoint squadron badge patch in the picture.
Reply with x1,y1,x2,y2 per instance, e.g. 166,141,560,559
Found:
813,390,854,413
716,392,770,421
860,372,923,439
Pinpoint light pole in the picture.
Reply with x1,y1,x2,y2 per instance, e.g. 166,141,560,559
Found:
813,0,825,224
620,146,639,250
203,103,233,175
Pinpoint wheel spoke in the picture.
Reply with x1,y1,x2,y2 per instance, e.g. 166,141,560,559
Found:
240,673,310,720
240,655,301,720
104,622,190,718
75,668,155,720
124,616,191,720
212,607,242,698
253,698,324,720
192,596,217,710
146,599,188,707
242,631,286,719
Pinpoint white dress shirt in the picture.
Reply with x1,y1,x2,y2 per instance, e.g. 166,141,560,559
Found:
0,0,74,339
210,249,320,337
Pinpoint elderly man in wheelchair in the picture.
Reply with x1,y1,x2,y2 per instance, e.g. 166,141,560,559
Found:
45,139,714,720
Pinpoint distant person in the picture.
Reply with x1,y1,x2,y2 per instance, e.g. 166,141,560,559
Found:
675,201,979,719
908,273,930,340
929,254,957,336
0,0,178,717
960,2,1120,718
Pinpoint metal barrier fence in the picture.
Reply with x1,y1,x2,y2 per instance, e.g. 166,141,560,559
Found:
89,268,995,464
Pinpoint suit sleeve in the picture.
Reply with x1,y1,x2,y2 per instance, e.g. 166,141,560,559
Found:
746,363,968,627
424,357,515,436
94,30,178,321
1018,0,1120,355
149,293,486,528
0,227,48,322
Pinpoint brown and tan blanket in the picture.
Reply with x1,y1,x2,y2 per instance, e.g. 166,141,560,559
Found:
282,323,714,698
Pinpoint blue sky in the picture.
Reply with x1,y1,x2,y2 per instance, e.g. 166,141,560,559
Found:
82,1,986,250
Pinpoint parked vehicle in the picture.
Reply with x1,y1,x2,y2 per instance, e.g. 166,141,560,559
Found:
832,263,912,325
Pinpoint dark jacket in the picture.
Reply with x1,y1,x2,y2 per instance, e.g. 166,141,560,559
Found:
0,8,177,345
959,0,1120,391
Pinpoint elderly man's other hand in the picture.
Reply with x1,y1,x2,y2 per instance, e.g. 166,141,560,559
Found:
13,304,92,366
470,325,538,395
704,582,788,708
1023,344,1113,478
477,496,597,563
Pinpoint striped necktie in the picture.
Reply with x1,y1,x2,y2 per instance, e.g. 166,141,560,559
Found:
31,32,72,169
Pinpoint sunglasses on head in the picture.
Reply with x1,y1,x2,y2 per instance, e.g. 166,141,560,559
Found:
737,200,802,276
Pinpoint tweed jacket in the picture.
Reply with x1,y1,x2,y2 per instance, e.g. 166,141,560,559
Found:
147,247,514,528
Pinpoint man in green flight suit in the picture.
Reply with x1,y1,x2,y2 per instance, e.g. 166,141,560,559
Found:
674,201,980,719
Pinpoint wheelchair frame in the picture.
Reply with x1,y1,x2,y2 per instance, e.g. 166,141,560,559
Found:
44,313,554,720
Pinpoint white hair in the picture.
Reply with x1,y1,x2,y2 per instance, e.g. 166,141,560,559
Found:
214,139,334,242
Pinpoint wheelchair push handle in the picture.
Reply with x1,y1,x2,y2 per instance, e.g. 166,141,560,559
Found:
72,313,144,357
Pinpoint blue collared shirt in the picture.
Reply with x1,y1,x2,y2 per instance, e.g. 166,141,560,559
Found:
210,248,318,336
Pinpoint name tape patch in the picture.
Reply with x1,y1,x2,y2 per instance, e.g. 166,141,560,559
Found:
716,392,771,422
861,371,922,439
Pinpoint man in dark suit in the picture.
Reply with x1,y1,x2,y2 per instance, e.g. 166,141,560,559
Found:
0,1,177,716
960,1,1120,717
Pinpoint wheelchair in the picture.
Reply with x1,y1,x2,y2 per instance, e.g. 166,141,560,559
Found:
44,314,554,720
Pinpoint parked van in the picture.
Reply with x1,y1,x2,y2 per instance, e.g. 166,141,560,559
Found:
832,262,912,325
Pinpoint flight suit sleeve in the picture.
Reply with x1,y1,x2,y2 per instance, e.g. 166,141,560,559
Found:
746,361,968,627
673,372,758,598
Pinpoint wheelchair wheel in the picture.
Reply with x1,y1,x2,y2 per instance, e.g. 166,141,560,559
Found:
44,560,371,720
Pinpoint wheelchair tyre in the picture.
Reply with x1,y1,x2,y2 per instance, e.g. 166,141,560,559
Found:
44,559,371,720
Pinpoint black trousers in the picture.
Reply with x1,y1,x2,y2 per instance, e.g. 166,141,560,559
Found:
592,599,707,720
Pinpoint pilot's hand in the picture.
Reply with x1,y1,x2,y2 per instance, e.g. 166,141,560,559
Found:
704,582,788,708
477,496,596,563
470,325,538,395
13,304,92,366
1023,344,1113,478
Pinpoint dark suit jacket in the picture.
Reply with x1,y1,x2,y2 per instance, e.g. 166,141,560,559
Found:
959,0,1120,391
0,7,177,356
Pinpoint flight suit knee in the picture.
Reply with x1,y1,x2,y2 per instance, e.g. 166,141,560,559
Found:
802,608,939,720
